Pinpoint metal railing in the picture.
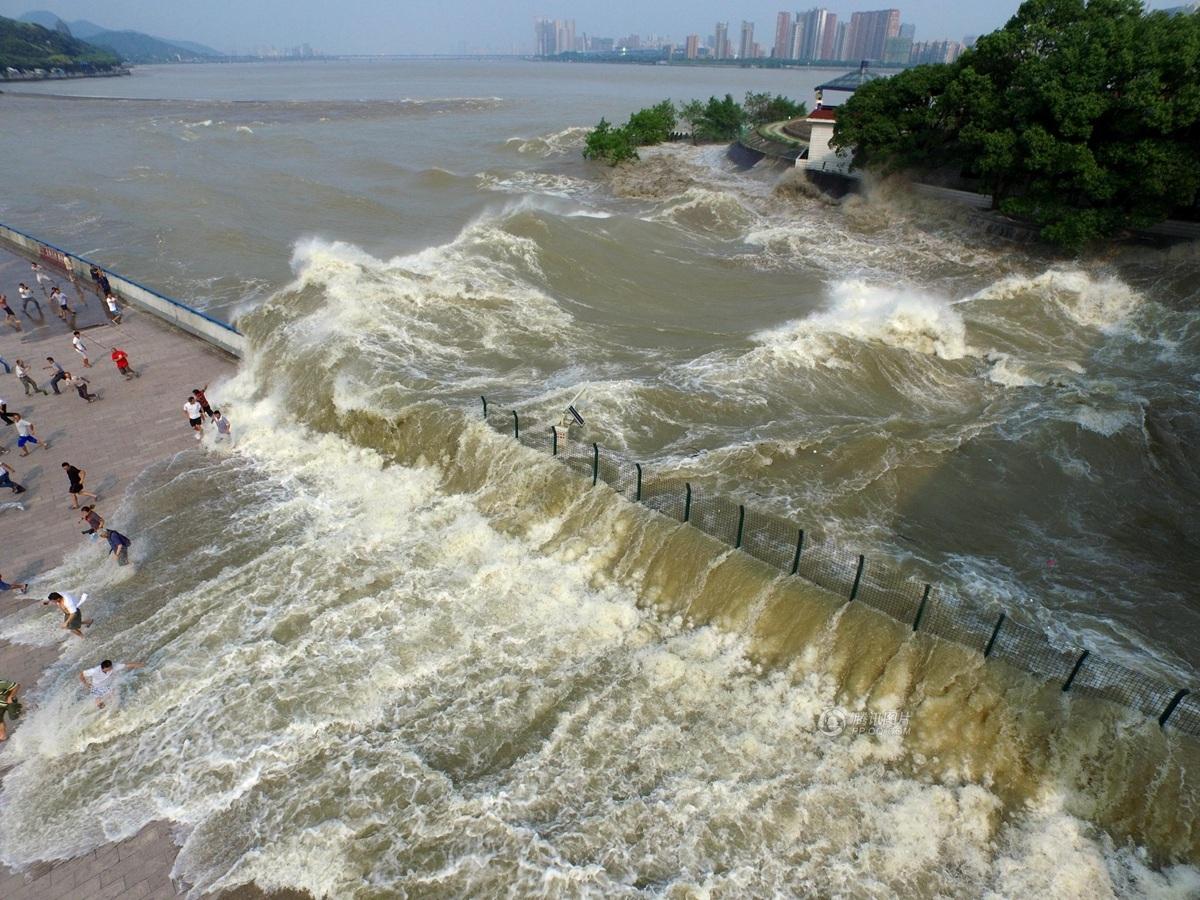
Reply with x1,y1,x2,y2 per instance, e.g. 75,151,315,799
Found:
482,397,1199,738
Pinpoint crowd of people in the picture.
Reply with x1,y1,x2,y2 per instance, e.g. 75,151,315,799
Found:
0,258,230,740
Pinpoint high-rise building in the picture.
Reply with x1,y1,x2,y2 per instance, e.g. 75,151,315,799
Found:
844,9,900,62
883,35,912,63
773,12,793,58
899,22,916,40
792,8,837,61
714,22,729,60
534,18,556,56
789,20,807,60
534,17,575,56
832,21,847,60
685,34,700,59
739,21,755,60
910,40,965,64
557,20,575,55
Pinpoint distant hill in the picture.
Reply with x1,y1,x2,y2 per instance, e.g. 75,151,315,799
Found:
17,9,221,62
82,29,217,63
0,14,121,70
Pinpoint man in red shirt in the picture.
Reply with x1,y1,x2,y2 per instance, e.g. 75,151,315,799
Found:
110,348,138,380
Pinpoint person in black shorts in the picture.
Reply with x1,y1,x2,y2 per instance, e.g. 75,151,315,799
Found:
62,462,98,508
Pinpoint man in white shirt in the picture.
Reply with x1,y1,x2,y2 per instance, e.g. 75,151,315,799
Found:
79,659,144,709
71,331,91,368
44,590,93,638
32,262,54,296
17,283,41,318
184,395,204,439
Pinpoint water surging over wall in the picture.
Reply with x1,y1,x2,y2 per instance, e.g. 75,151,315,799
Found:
3,142,1200,895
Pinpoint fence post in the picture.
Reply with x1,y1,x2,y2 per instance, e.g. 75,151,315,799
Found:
1061,649,1089,692
912,584,931,632
592,443,599,486
735,506,745,549
551,426,558,456
481,396,488,418
1159,689,1190,729
983,613,1006,658
790,529,805,575
635,463,642,502
683,483,692,523
848,555,865,602
512,411,519,440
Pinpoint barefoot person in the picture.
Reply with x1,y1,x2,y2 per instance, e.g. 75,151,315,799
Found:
79,505,104,536
62,462,98,508
101,528,131,565
212,409,233,443
111,347,137,379
79,659,143,709
13,414,48,456
71,331,92,368
0,571,29,594
17,283,41,318
0,462,26,495
0,680,20,741
45,590,93,639
184,395,204,439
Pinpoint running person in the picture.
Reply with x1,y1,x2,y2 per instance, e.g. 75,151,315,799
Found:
62,462,98,508
104,293,122,325
14,361,48,397
184,395,204,439
79,659,143,709
17,283,41,317
192,385,214,419
212,409,233,442
0,572,29,594
45,591,92,639
101,528,131,565
110,347,137,379
12,415,47,456
71,331,91,368
0,680,20,741
79,505,104,535
31,262,53,296
0,462,27,494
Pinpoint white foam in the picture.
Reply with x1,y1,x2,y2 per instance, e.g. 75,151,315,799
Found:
754,279,972,365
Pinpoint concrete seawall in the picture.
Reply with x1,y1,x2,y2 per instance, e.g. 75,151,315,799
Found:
0,223,245,359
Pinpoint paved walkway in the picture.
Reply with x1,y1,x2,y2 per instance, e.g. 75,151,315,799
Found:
0,245,242,898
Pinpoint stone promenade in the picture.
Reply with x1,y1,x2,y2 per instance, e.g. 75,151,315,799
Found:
0,245,266,899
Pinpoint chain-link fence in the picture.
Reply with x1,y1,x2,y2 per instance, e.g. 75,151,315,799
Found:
481,397,1197,738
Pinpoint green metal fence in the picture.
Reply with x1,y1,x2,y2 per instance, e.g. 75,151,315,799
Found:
482,397,1199,738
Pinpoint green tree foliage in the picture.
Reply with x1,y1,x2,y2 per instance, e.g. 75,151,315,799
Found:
743,91,808,124
693,94,746,141
832,0,1200,249
0,15,121,70
624,100,677,145
582,118,639,165
584,100,677,165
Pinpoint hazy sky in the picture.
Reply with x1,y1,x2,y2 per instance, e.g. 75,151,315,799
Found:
0,1,1190,55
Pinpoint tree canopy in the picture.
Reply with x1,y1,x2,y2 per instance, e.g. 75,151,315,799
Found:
832,0,1200,248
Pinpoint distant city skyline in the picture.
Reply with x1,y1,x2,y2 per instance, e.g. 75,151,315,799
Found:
0,0,1192,56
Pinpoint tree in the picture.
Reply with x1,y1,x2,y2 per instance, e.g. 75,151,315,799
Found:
830,0,1200,249
678,99,706,138
743,92,807,124
625,100,676,145
582,118,639,165
694,94,746,141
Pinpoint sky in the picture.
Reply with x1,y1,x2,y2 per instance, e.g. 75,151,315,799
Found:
0,1,1190,55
